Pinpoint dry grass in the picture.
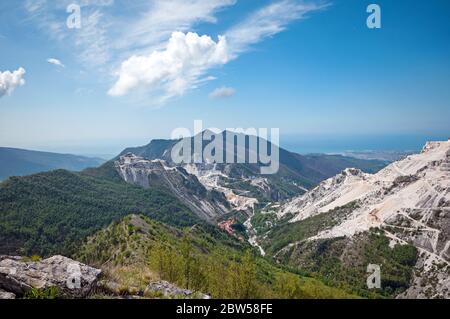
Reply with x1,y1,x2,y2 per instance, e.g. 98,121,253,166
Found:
103,264,159,294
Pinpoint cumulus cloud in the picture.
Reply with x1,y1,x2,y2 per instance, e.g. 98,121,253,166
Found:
108,1,327,103
0,68,26,98
209,87,236,99
24,0,327,104
47,58,65,68
24,0,234,67
108,32,230,101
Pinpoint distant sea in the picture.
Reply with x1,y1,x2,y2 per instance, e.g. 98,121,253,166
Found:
26,133,450,159
281,133,450,155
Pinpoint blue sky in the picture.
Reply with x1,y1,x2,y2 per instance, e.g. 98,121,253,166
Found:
0,0,449,156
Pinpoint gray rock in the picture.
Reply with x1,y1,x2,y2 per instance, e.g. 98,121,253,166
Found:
145,280,211,299
0,288,15,299
0,255,101,298
115,154,230,223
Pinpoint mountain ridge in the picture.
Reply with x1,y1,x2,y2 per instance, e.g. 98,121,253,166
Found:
254,139,450,298
0,147,105,181
115,131,387,202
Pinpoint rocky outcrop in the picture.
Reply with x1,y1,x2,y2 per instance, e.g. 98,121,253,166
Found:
272,140,450,298
0,288,15,299
145,281,211,299
115,154,230,222
277,140,450,244
397,252,450,299
0,255,101,298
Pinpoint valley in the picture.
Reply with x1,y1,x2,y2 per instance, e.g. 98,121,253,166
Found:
250,139,450,298
0,134,448,299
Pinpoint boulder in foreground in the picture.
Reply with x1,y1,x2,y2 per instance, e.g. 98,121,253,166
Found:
0,255,101,298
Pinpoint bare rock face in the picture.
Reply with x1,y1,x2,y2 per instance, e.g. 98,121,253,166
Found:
145,281,211,299
272,140,450,298
0,255,101,298
115,154,230,222
0,288,15,299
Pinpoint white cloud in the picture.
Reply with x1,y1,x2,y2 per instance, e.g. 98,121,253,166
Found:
24,0,46,15
226,0,329,55
109,1,327,103
24,0,114,66
75,10,112,66
0,68,26,98
47,58,65,68
24,0,235,68
108,32,230,102
209,86,236,99
116,0,236,52
78,0,114,6
23,0,327,103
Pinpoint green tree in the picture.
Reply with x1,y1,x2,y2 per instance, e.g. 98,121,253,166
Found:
275,273,303,299
181,235,194,290
148,242,182,284
231,251,258,299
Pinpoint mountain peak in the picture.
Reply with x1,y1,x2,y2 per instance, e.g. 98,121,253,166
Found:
421,140,450,155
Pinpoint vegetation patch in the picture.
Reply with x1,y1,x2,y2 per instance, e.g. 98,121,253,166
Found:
261,202,359,256
0,165,202,257
278,230,418,298
77,215,357,299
